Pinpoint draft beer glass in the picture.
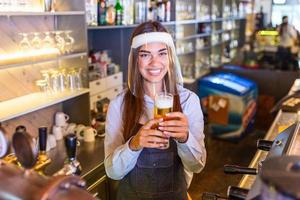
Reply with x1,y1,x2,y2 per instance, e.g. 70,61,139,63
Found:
154,92,173,149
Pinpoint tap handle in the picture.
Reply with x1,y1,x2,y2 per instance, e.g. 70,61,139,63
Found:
38,127,47,152
257,139,273,151
202,192,228,200
224,164,257,175
227,186,249,200
65,134,77,161
16,125,26,133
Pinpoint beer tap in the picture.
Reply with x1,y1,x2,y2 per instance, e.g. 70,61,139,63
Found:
34,127,51,171
1,125,27,165
224,164,258,175
54,134,82,176
202,192,227,200
227,186,249,200
257,139,273,151
201,186,249,200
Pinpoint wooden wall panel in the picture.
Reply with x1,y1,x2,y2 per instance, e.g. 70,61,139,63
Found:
1,104,61,140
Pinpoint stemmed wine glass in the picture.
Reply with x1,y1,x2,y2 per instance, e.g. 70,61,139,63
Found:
31,32,42,49
64,30,75,53
43,31,55,48
53,31,65,54
19,33,31,51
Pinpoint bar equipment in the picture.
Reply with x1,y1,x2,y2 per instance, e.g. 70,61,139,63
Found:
0,130,95,200
34,127,51,171
203,121,300,200
0,127,9,158
54,134,82,176
1,125,28,165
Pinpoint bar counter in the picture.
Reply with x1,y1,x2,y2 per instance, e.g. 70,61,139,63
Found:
44,137,107,199
238,79,300,189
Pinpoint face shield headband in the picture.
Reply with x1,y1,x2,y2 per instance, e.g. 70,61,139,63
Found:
128,32,183,96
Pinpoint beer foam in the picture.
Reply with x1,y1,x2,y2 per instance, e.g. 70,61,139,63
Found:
156,98,173,109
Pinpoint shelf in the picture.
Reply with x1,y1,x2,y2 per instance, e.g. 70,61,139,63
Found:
0,52,87,70
213,29,227,34
176,32,211,41
196,46,211,51
0,88,89,122
0,11,85,17
175,19,198,25
88,16,246,30
211,41,223,47
177,51,195,56
88,21,175,30
196,33,211,38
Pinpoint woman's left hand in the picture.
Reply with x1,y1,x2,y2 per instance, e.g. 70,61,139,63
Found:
158,112,189,143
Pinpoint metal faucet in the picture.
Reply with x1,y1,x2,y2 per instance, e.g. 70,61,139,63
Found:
54,134,82,176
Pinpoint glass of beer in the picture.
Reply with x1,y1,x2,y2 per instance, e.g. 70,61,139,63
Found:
154,92,173,149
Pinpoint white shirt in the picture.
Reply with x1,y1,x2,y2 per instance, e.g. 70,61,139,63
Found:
278,24,297,48
104,85,206,187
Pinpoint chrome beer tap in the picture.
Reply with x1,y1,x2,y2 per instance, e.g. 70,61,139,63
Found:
54,134,82,176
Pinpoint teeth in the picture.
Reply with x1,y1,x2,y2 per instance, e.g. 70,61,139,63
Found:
148,69,161,75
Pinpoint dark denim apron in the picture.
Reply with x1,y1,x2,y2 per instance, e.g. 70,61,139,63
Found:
117,124,188,200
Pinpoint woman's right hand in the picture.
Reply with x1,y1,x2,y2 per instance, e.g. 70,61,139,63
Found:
129,118,169,151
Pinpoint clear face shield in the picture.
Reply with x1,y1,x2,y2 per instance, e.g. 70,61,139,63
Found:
127,32,183,97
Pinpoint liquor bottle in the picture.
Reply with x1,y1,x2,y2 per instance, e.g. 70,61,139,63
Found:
165,0,171,22
86,0,98,26
135,0,146,24
156,0,165,22
98,0,107,25
115,0,123,25
123,0,134,25
106,3,116,25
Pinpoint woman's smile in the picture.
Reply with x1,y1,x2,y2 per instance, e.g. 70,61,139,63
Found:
147,68,162,76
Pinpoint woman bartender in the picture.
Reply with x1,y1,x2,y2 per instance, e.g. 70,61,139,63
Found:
104,21,206,200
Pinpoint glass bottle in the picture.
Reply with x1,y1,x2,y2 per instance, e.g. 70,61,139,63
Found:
97,0,107,25
123,0,134,25
115,0,123,25
106,3,116,25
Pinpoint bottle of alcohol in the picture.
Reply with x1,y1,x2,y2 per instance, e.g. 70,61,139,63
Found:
98,0,107,25
135,0,147,24
156,0,165,22
123,0,134,25
165,0,171,22
106,3,116,25
115,0,123,25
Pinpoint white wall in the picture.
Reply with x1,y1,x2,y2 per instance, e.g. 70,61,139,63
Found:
254,0,273,24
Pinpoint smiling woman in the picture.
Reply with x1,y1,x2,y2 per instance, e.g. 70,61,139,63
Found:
138,43,169,87
104,21,207,200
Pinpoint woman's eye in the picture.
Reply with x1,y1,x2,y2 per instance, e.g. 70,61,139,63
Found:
159,52,168,56
140,54,151,58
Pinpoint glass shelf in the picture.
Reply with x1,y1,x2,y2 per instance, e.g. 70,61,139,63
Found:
0,88,89,122
88,21,176,30
0,11,85,17
0,52,87,70
88,17,246,30
196,46,211,51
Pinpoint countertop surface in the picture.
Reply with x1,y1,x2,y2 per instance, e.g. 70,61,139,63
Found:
238,79,300,189
44,137,105,178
